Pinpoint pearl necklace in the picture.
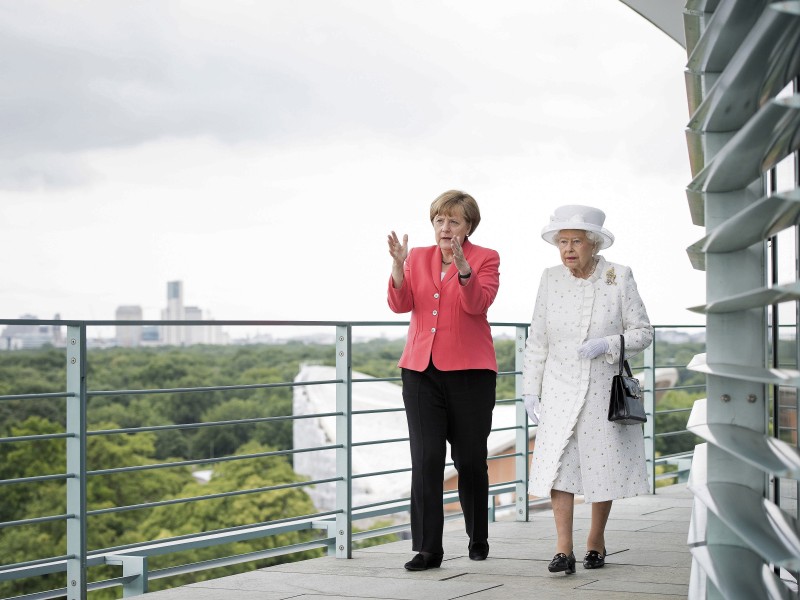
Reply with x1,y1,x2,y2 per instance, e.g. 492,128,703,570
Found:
573,258,598,279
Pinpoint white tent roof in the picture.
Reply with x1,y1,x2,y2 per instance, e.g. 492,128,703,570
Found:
292,364,525,511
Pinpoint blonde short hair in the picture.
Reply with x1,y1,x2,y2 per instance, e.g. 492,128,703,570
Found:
429,190,481,236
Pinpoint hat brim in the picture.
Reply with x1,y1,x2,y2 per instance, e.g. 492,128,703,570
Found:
541,222,614,250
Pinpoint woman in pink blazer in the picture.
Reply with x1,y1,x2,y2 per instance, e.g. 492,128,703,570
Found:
387,190,500,571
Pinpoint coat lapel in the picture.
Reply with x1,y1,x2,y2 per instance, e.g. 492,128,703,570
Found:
430,247,443,289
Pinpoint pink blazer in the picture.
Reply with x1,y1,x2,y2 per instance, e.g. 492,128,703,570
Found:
387,239,500,372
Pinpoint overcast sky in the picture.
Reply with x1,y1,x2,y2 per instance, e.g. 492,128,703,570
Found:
1,0,709,337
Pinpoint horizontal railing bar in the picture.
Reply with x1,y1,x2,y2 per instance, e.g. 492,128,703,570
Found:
352,466,411,480
354,496,411,512
496,398,518,406
146,538,332,582
352,521,410,541
99,518,329,559
85,575,138,593
7,586,68,600
0,433,74,444
87,478,343,516
351,407,405,415
352,373,521,386
490,425,523,434
655,472,686,481
350,483,520,516
657,430,696,439
657,407,694,415
90,510,339,556
489,482,522,491
0,555,72,577
88,412,342,436
352,376,400,383
0,473,74,486
351,437,409,448
87,378,341,397
0,392,74,401
488,453,522,462
0,513,72,530
655,384,706,392
0,319,410,327
656,451,696,462
87,444,342,476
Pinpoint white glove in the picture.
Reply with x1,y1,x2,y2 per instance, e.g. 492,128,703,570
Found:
522,394,541,425
578,337,609,359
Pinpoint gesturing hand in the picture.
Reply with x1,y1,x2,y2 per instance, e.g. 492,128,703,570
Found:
387,231,408,267
450,235,470,276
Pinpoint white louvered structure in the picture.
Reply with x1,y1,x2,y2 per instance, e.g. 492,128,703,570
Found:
682,2,800,598
627,1,800,598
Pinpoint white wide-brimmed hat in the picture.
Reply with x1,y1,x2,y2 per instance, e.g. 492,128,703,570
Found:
540,204,614,249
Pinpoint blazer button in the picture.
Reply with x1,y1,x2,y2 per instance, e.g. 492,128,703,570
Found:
432,310,438,316
433,293,439,299
431,327,436,333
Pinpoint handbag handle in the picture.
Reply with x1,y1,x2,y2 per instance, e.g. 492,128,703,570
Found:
618,334,633,377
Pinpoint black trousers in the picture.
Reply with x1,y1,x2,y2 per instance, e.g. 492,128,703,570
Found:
401,361,496,554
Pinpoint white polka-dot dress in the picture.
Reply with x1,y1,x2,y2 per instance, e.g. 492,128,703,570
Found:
523,256,652,502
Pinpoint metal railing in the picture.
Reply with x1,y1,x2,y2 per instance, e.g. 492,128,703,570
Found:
0,319,698,599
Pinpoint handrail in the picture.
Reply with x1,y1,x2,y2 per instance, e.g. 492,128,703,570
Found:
0,319,700,599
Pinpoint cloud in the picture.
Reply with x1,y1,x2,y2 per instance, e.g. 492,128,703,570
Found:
0,153,95,190
0,1,456,163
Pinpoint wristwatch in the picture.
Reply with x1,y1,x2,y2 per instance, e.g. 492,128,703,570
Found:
458,270,471,279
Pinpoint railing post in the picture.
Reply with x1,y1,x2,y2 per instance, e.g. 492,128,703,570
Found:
643,335,656,494
66,325,87,600
514,325,529,521
334,325,352,558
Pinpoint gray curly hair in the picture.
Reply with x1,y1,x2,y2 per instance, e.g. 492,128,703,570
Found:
551,230,603,255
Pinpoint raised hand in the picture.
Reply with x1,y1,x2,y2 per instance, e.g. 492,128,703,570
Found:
387,231,408,266
388,231,408,289
450,236,470,276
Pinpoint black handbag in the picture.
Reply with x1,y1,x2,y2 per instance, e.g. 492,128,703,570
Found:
608,335,647,425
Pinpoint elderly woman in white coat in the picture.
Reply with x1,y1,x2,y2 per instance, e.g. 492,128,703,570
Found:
522,204,652,575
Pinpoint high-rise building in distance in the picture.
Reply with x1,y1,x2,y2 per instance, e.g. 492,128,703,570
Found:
115,306,143,347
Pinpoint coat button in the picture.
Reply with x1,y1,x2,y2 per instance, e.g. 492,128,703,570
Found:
431,327,436,333
433,293,439,299
432,310,438,316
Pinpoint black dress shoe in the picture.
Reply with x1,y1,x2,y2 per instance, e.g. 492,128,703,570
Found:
548,551,576,574
404,552,444,571
468,541,489,561
583,548,606,569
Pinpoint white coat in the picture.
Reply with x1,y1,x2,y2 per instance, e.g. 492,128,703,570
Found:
523,255,652,502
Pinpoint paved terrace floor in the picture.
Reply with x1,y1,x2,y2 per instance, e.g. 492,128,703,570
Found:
144,484,693,600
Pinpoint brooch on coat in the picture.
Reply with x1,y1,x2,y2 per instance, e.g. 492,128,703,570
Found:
605,267,616,285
